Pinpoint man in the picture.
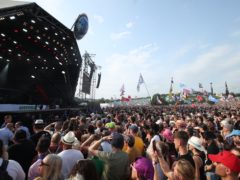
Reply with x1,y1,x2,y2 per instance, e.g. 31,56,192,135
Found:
124,135,141,164
173,130,195,167
8,129,36,178
0,139,25,180
128,125,144,155
58,131,84,179
209,151,240,180
30,119,51,147
0,115,12,128
89,132,129,180
0,123,14,148
15,121,31,139
226,129,240,148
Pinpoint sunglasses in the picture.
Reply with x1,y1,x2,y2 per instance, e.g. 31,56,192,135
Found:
40,161,49,167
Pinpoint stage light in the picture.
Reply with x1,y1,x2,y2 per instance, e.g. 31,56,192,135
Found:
54,48,57,51
61,71,65,74
0,17,5,21
35,66,37,69
55,56,59,60
76,64,79,66
10,16,15,20
55,32,58,36
0,56,3,59
37,36,41,39
73,53,75,56
26,58,30,61
22,28,28,32
45,67,48,69
8,49,12,52
75,59,77,61
61,53,63,56
31,19,36,23
45,41,49,45
13,41,17,44
59,62,63,65
42,67,44,69
38,56,41,58
44,27,48,30
6,59,10,62
1,33,5,37
52,67,55,70
17,54,21,57
70,46,73,50
31,75,35,79
62,37,66,40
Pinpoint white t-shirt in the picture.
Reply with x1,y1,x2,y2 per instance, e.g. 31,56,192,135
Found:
58,149,84,179
100,141,112,152
0,158,25,180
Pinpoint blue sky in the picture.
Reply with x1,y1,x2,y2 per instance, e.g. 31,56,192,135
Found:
18,0,240,98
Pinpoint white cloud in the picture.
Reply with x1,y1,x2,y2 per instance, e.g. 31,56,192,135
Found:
93,14,104,24
96,44,160,98
230,31,240,37
110,31,131,41
126,21,134,28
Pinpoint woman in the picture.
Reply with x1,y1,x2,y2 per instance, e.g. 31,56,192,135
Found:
68,159,99,180
131,157,154,180
34,154,63,180
188,136,206,180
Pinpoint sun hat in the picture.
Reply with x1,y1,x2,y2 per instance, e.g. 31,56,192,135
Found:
188,136,206,152
61,131,77,145
133,157,154,180
208,151,240,172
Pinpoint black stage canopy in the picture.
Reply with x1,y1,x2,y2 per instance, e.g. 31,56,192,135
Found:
0,0,82,106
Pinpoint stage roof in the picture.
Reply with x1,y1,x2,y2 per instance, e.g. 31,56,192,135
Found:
0,0,82,106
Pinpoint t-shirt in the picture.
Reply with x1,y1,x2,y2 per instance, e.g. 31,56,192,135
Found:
134,136,145,155
58,149,84,179
177,152,195,168
125,147,141,164
97,150,129,180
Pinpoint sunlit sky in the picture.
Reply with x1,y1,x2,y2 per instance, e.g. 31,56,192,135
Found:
15,0,240,98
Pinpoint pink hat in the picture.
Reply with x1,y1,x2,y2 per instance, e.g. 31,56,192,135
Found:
162,128,173,143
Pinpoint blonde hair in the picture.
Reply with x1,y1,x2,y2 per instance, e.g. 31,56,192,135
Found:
175,159,195,180
42,154,62,180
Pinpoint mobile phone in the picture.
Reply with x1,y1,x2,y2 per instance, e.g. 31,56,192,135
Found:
152,140,157,151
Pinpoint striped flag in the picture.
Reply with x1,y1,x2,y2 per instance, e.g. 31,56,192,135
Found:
137,74,144,92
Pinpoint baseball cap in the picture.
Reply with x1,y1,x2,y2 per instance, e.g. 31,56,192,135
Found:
129,125,138,133
105,122,115,129
34,119,44,125
209,151,240,172
225,129,240,138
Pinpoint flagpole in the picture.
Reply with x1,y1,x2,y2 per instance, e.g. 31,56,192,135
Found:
143,81,151,98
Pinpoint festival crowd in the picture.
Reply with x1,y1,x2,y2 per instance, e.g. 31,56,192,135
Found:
0,103,240,180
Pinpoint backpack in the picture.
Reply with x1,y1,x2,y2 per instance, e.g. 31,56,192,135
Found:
0,160,13,180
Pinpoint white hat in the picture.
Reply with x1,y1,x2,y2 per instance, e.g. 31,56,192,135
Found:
188,136,206,152
156,119,163,125
62,131,76,145
34,119,44,125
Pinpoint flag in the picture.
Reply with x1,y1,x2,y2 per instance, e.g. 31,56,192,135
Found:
179,83,186,88
208,95,219,103
197,95,203,102
156,95,162,104
199,83,203,88
137,74,144,92
169,77,174,96
120,84,125,96
225,81,229,97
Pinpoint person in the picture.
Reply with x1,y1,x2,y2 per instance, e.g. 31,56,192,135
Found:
131,157,154,180
128,125,145,155
34,154,63,180
88,132,129,180
0,123,14,147
209,151,240,180
124,135,141,164
15,121,31,139
0,139,25,180
188,136,206,180
173,131,195,167
1,115,13,128
8,129,36,178
31,119,51,147
28,137,51,180
49,132,62,154
58,131,84,179
225,129,240,148
68,159,99,180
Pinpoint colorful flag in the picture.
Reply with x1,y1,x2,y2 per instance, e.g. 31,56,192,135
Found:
137,74,144,92
120,84,125,96
208,95,219,103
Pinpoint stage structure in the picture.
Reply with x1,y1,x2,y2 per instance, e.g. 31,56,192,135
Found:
0,1,87,107
77,51,101,100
